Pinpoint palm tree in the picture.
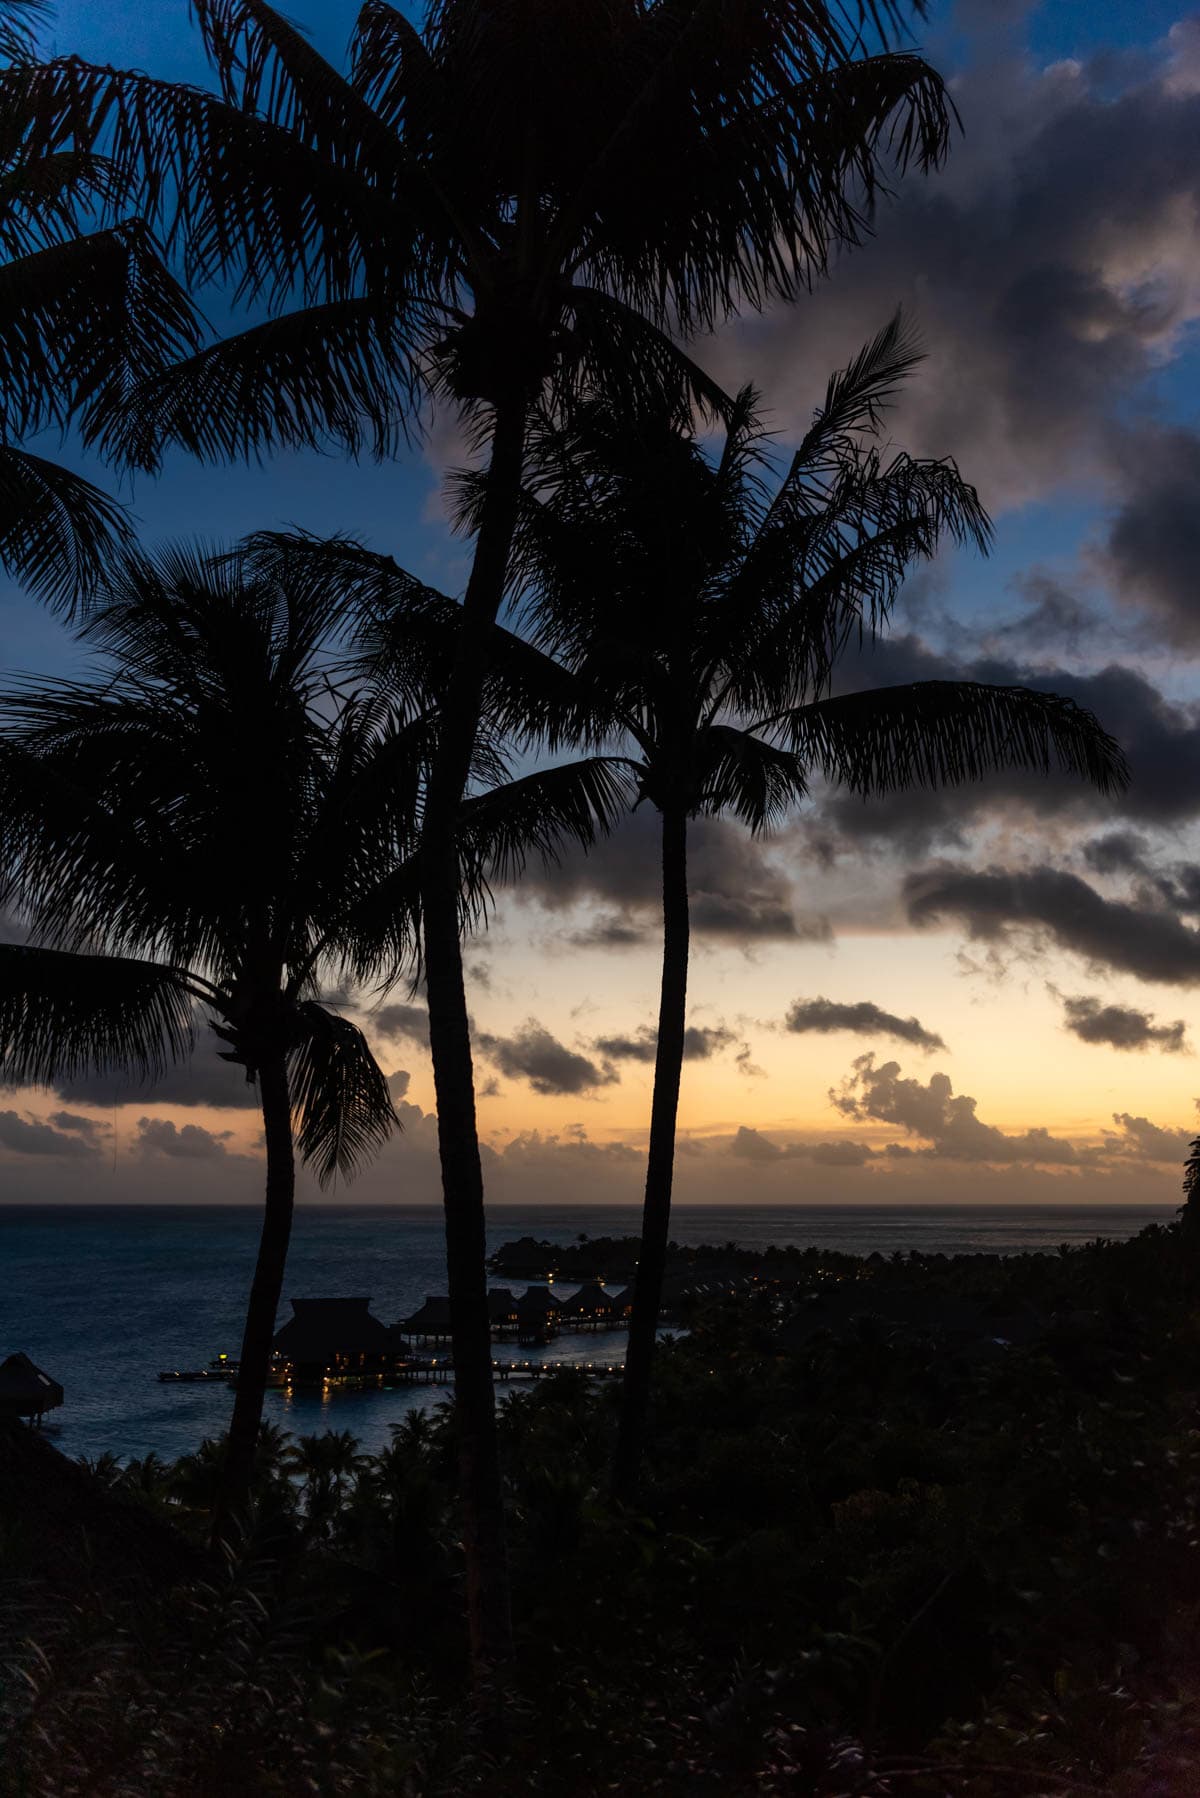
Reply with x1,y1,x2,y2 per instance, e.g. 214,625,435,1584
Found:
285,1429,365,1538
483,320,1129,1501
10,0,957,1671
0,547,414,1529
0,2,198,609
0,539,631,1534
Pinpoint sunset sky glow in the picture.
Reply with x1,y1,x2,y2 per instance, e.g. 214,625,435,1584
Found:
4,0,1200,1205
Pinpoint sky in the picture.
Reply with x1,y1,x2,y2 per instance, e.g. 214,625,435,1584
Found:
4,0,1200,1207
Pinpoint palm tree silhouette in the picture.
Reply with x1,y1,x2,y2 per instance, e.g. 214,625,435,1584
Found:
14,0,957,1670
0,2,198,607
486,321,1129,1499
0,547,412,1527
0,539,630,1529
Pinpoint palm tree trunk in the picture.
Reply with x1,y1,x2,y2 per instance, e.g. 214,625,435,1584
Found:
612,806,690,1505
213,1051,293,1541
418,396,527,1681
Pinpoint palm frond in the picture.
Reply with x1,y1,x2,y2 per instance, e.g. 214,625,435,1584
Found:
0,446,132,614
288,999,398,1185
695,725,809,831
0,149,114,261
716,454,991,717
555,285,735,426
0,0,47,63
0,942,196,1086
778,681,1129,797
456,755,638,890
795,310,926,469
558,19,953,329
0,221,201,441
351,0,439,130
92,296,429,470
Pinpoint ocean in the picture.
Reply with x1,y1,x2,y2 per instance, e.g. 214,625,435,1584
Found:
2,1202,1175,1464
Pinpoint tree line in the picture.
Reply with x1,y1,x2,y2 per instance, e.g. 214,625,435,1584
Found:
0,0,1124,1691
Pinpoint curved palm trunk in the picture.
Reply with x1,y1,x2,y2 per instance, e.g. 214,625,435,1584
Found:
213,1051,293,1542
418,397,527,1681
612,807,690,1505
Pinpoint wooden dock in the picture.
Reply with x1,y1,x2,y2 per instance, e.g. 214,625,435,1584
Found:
160,1358,624,1389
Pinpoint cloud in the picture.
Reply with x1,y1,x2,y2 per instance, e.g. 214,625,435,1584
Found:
729,1124,799,1162
372,1003,430,1047
784,996,946,1051
0,1110,98,1157
566,915,653,949
813,636,1200,854
475,1020,619,1096
55,1045,260,1110
136,1117,233,1160
518,811,816,945
830,1053,1079,1164
1104,1112,1194,1162
1102,427,1200,645
727,1124,876,1166
593,1022,738,1063
713,36,1200,512
1060,993,1188,1053
1082,831,1156,877
906,863,1200,986
47,1110,110,1141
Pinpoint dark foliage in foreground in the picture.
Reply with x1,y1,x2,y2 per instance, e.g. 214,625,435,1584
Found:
5,1222,1200,1795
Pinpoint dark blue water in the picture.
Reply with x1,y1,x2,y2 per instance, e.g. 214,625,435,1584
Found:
2,1203,1173,1463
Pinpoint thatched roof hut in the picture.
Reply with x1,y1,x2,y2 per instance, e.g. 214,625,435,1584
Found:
559,1281,617,1319
398,1295,454,1339
517,1285,563,1318
487,1288,519,1324
0,1352,63,1420
273,1297,392,1365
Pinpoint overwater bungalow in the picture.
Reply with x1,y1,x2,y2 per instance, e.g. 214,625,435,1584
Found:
0,1352,64,1424
398,1295,455,1346
516,1285,563,1346
487,1288,520,1334
559,1281,623,1330
272,1297,394,1383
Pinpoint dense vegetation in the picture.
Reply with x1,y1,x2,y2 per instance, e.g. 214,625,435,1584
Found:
5,1221,1200,1796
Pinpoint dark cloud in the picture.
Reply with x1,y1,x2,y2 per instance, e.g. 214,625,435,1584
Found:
905,863,1200,986
519,811,813,944
47,1110,110,1140
55,1045,260,1110
980,573,1101,658
728,1124,797,1162
830,1053,1079,1163
1103,427,1200,645
0,1110,97,1157
372,1003,430,1047
784,996,945,1051
566,915,652,949
1060,993,1188,1053
593,1023,738,1063
714,38,1200,512
1083,831,1156,877
136,1117,233,1160
815,635,1200,853
475,1020,618,1096
1105,1112,1194,1163
727,1125,876,1166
